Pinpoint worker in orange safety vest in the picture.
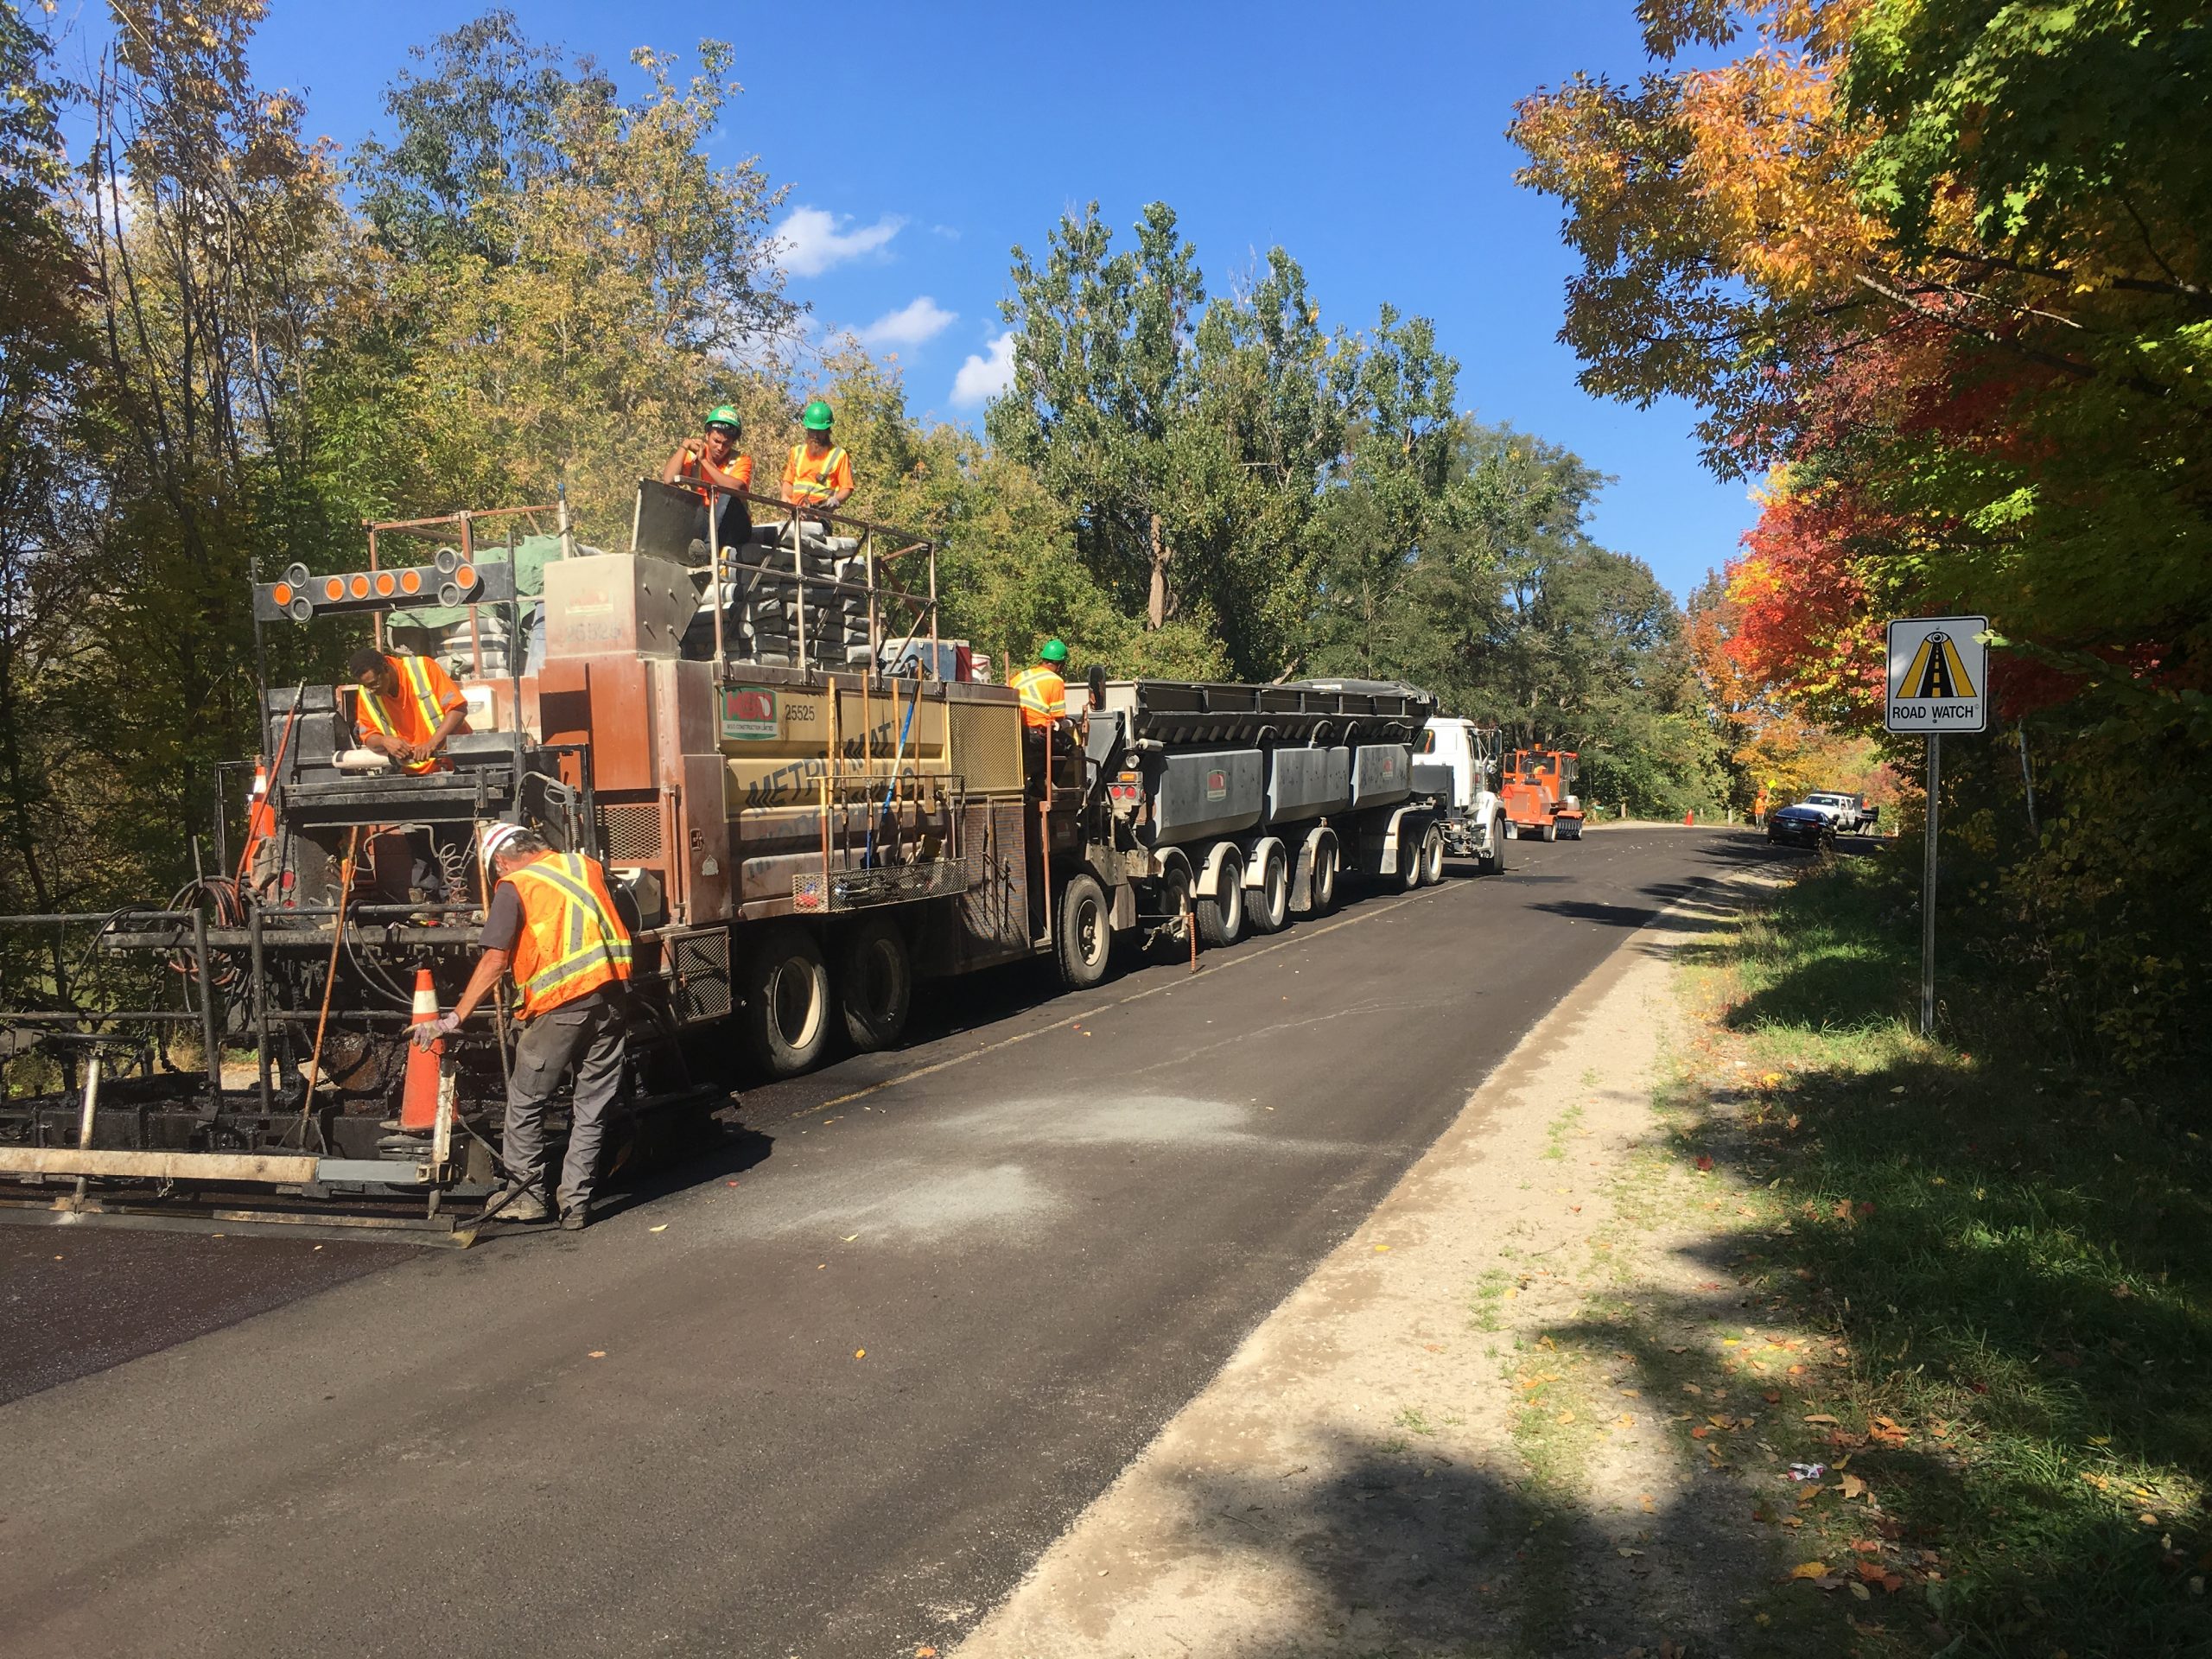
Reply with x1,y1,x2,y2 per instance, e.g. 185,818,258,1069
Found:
781,398,854,524
1009,638,1074,786
349,645,468,774
418,822,634,1230
663,402,755,555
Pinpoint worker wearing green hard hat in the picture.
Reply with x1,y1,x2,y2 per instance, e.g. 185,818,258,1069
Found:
663,400,755,553
1010,638,1074,787
782,397,853,523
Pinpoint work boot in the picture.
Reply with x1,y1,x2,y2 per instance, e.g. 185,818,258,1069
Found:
483,1185,549,1224
558,1202,589,1233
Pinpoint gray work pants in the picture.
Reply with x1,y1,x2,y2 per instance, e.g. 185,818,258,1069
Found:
503,989,626,1215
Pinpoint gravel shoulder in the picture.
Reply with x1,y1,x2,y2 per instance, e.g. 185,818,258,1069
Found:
955,867,1796,1658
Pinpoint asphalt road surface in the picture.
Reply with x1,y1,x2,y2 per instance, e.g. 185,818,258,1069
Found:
1,827,1783,1659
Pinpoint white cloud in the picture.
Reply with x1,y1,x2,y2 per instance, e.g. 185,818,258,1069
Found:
855,296,957,350
772,206,905,276
950,332,1017,409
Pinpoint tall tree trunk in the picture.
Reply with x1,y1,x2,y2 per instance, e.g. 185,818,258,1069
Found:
1147,512,1172,629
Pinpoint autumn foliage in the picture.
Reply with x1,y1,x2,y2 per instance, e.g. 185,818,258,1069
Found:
1516,0,2212,1066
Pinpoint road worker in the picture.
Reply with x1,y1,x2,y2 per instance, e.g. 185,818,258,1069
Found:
780,398,854,524
416,822,633,1230
349,645,467,774
663,403,754,555
1010,638,1073,783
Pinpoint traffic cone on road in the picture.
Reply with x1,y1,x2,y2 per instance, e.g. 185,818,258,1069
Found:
1683,810,1694,826
400,968,442,1131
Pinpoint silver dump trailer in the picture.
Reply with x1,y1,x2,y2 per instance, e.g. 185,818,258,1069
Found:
1067,675,1452,948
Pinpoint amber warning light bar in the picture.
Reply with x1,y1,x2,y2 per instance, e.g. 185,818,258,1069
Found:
254,550,515,623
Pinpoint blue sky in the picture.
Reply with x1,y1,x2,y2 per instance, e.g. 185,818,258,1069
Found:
70,0,1758,601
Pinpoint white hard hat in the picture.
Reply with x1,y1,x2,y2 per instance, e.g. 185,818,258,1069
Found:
478,821,527,866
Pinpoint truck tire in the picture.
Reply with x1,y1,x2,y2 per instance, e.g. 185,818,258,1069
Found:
1419,822,1446,886
1309,836,1340,916
836,918,912,1052
1249,842,1290,933
1537,820,1557,843
1055,873,1113,989
742,923,830,1077
1148,856,1195,960
1196,848,1246,947
1478,814,1508,876
1398,824,1425,891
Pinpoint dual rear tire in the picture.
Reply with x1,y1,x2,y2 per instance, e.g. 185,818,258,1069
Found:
742,918,915,1078
1196,848,1246,948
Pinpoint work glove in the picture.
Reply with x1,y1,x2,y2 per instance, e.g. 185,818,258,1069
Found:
412,1012,461,1051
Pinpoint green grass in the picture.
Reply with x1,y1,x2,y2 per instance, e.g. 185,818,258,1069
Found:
1677,855,2212,1656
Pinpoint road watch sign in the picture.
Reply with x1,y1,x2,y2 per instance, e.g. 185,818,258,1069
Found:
1885,615,1988,734
1885,613,1992,1039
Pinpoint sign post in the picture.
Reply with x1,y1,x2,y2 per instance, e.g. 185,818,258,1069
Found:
1885,616,1989,1035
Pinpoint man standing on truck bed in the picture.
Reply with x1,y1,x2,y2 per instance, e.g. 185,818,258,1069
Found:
1011,638,1072,781
662,403,754,555
781,398,853,524
417,823,634,1231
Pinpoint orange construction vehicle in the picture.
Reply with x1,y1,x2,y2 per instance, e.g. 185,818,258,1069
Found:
1499,747,1585,842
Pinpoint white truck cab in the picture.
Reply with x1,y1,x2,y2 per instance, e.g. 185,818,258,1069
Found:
1415,717,1510,875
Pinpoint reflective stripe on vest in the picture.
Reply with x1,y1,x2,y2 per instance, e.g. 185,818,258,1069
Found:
788,444,846,500
1010,666,1065,727
358,655,449,775
505,854,633,1018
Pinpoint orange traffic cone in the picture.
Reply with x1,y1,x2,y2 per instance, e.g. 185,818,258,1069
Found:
400,968,443,1131
1683,810,1694,826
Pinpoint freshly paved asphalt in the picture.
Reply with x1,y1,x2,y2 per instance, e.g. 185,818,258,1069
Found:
0,827,1783,1659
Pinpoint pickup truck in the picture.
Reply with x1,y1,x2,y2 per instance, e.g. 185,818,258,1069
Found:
1799,791,1878,834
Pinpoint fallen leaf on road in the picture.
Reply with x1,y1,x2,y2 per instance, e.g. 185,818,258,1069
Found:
1374,1244,1391,1253
649,1224,668,1234
1841,1474,1866,1500
1803,1414,1839,1425
917,1648,938,1657
1790,1560,1830,1580
855,1349,867,1359
843,1234,860,1242
588,1351,606,1359
1868,1415,1908,1446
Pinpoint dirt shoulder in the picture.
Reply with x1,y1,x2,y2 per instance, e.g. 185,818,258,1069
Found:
953,868,1830,1659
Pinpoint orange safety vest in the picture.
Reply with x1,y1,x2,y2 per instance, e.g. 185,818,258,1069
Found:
1009,665,1065,730
784,443,850,504
678,448,754,504
504,852,634,1020
355,653,466,775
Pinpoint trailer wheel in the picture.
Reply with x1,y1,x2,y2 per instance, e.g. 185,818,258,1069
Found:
836,918,912,1052
1537,820,1558,842
1419,821,1446,886
1249,842,1290,933
741,924,830,1077
1196,848,1246,947
1055,873,1113,989
1398,824,1426,891
1309,836,1340,916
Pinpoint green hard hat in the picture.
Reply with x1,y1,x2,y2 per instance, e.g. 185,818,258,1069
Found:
704,404,742,433
801,398,835,431
1039,638,1069,664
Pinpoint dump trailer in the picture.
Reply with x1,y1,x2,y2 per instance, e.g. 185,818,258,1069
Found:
0,480,1468,1241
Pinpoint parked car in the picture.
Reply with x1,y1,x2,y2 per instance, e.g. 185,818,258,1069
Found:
1767,802,1837,850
